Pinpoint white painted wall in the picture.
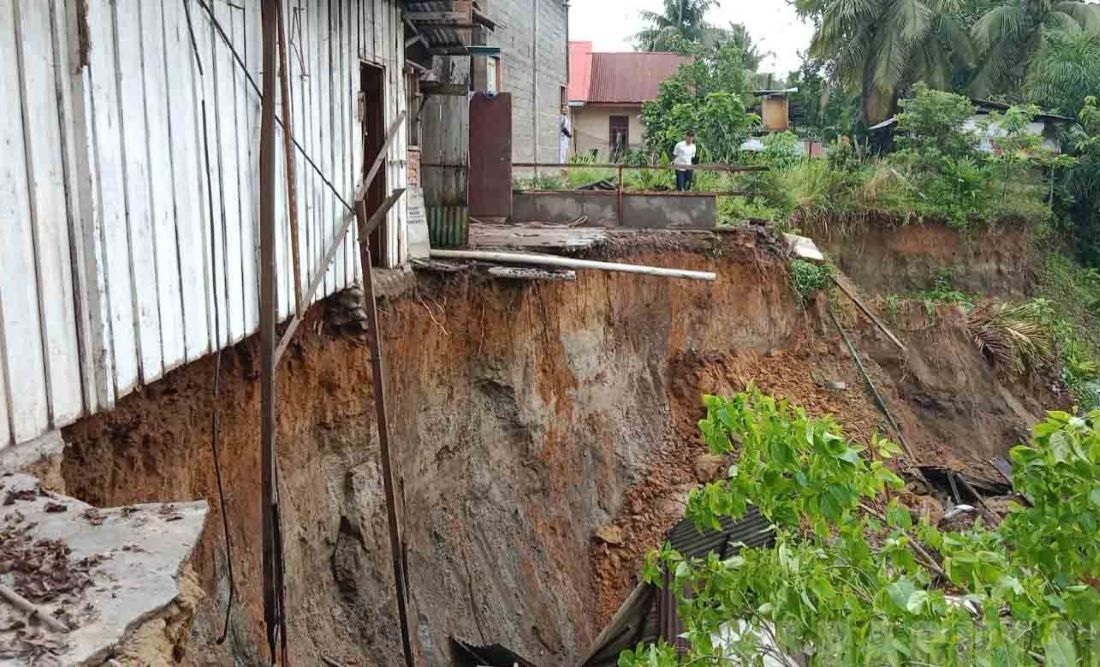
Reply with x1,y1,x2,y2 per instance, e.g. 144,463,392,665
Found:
0,0,408,450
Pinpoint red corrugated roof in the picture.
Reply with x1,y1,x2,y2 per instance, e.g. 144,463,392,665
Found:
588,52,692,104
568,43,692,105
568,41,593,103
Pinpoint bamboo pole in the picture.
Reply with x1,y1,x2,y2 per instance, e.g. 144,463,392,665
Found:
0,584,69,633
831,276,906,351
429,249,717,281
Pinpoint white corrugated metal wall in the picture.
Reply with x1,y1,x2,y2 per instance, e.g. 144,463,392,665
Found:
0,0,408,450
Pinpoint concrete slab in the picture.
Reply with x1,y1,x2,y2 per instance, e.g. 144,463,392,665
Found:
0,473,207,666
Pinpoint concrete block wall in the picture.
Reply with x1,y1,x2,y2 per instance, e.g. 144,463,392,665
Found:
485,0,569,166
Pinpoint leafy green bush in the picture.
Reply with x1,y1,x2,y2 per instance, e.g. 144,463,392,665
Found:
623,388,1100,666
788,259,834,304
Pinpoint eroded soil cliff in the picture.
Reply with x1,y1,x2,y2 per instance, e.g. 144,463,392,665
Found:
59,226,1060,665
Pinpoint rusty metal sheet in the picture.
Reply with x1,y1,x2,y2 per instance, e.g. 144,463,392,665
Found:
468,92,513,219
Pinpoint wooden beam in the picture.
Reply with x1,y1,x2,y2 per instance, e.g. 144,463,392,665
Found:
405,11,466,22
429,45,501,56
420,81,468,96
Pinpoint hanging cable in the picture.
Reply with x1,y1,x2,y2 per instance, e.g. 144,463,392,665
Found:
183,0,236,645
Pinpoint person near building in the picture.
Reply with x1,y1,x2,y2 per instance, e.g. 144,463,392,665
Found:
673,131,697,192
559,105,573,167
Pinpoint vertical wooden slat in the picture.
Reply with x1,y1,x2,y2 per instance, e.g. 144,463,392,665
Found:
140,0,186,372
116,0,164,383
292,0,310,309
0,0,49,444
317,0,333,296
234,3,259,335
164,0,212,362
86,0,139,396
17,0,83,425
210,0,244,344
303,0,319,305
330,0,342,290
197,0,229,349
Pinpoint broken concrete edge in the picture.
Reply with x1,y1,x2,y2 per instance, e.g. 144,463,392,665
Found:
0,431,65,492
0,473,208,666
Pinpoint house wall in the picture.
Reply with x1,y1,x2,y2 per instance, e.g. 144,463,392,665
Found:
484,0,568,165
0,0,408,450
572,105,645,158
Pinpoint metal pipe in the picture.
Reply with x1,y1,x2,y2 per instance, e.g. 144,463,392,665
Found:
430,249,717,281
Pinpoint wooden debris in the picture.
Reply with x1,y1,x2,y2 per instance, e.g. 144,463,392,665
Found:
0,584,69,634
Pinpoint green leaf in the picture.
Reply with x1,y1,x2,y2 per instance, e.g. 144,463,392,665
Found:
1043,631,1077,667
906,589,929,614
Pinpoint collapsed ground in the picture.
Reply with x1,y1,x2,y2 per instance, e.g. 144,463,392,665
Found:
50,221,1073,665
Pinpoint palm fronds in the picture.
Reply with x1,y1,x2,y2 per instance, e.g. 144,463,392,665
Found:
968,300,1056,377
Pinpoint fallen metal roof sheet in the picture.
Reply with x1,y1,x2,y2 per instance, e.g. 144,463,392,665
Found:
581,506,775,666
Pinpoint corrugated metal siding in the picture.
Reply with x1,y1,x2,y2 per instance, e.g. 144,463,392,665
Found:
0,0,408,450
588,52,692,105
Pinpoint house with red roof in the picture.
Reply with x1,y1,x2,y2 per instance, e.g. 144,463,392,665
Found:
567,42,692,158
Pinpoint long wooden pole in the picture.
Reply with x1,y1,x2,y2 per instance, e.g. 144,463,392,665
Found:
429,249,718,281
355,199,415,667
258,0,283,662
831,276,906,351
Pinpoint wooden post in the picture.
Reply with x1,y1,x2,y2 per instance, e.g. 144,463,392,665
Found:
355,197,416,667
258,0,284,662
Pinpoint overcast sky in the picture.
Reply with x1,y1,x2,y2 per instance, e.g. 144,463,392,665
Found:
568,0,813,76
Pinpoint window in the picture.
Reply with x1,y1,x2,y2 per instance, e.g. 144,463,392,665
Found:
486,56,500,94
609,115,629,156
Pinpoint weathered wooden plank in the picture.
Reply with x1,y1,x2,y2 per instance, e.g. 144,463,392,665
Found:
0,0,49,444
17,0,83,425
318,0,334,296
87,0,139,395
213,0,245,344
302,0,319,305
331,0,345,291
350,0,362,283
139,0,185,373
64,0,115,414
116,0,164,383
164,0,212,362
309,0,325,298
197,0,229,350
291,0,310,312
233,3,259,335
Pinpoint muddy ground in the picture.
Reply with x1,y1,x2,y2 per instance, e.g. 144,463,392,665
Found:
58,223,1061,665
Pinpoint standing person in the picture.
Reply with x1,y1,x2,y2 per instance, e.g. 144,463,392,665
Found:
673,131,697,192
559,105,573,171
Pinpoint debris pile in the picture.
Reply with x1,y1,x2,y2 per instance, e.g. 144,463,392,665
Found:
0,472,207,665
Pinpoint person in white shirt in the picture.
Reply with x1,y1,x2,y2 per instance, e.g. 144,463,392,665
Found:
559,105,573,166
673,131,697,191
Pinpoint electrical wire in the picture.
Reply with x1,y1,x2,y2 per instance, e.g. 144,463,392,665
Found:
183,0,236,645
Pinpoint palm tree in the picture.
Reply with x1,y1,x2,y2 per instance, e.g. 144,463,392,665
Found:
635,0,716,51
1027,26,1100,115
804,0,974,124
970,0,1100,96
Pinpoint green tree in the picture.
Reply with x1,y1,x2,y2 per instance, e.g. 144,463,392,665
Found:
621,388,1100,666
798,0,975,124
1027,27,1100,117
1062,97,1100,265
786,58,862,140
970,0,1100,96
635,0,716,52
641,41,758,162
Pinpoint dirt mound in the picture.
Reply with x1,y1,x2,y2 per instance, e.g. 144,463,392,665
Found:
802,217,1039,299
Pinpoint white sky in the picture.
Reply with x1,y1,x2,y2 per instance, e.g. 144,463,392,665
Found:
568,0,814,76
